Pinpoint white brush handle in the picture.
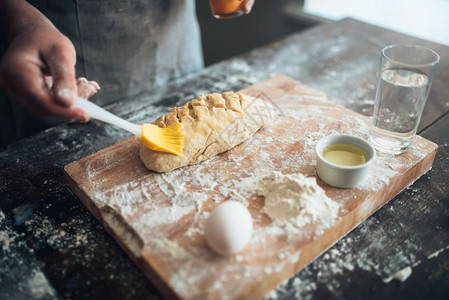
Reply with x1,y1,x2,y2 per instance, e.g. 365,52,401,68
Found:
73,97,142,137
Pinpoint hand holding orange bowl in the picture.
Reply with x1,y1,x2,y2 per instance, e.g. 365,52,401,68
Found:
209,0,243,18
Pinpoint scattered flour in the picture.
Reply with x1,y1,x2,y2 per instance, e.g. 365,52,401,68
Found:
77,80,436,299
0,210,18,251
0,233,16,252
257,171,340,235
4,28,441,299
427,245,449,259
25,269,57,299
383,266,413,283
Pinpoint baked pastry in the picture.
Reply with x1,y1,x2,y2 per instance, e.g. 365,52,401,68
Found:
139,92,271,172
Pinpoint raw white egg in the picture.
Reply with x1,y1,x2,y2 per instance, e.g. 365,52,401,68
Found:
205,201,253,256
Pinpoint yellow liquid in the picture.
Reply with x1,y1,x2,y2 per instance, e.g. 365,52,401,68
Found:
323,144,367,166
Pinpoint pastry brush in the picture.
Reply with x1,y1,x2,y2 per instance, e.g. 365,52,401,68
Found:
73,97,183,156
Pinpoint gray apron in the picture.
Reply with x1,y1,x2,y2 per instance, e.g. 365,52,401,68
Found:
0,0,203,148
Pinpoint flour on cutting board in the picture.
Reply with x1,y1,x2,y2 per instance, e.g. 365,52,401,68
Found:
81,89,435,299
150,233,301,298
256,171,340,235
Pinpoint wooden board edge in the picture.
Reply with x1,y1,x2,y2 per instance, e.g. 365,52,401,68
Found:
64,168,183,300
238,144,438,300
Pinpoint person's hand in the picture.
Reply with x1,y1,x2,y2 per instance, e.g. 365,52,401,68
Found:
0,23,98,122
241,0,255,14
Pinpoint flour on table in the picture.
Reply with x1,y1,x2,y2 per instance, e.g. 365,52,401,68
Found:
257,171,340,235
25,269,57,298
427,246,449,259
383,266,412,283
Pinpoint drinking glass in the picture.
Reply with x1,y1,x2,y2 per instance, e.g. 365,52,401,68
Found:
369,44,439,154
209,0,244,19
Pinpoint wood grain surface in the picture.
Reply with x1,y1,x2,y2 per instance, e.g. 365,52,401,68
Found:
65,75,437,300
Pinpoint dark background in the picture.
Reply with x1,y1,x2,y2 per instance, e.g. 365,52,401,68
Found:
195,0,315,66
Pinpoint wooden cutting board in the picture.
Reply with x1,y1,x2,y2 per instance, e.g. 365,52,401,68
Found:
65,75,437,300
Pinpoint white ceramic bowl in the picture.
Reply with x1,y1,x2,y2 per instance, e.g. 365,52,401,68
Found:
315,134,376,188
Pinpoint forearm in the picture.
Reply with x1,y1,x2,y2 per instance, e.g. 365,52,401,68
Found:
0,0,54,43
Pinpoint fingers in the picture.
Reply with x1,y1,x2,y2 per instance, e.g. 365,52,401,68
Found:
76,77,100,99
45,43,78,107
73,78,101,122
0,25,92,122
1,54,97,123
241,0,255,13
0,54,82,121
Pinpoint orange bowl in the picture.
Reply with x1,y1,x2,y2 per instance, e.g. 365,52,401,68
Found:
209,0,242,15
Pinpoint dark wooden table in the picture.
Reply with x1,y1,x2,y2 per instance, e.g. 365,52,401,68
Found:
1,18,448,300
